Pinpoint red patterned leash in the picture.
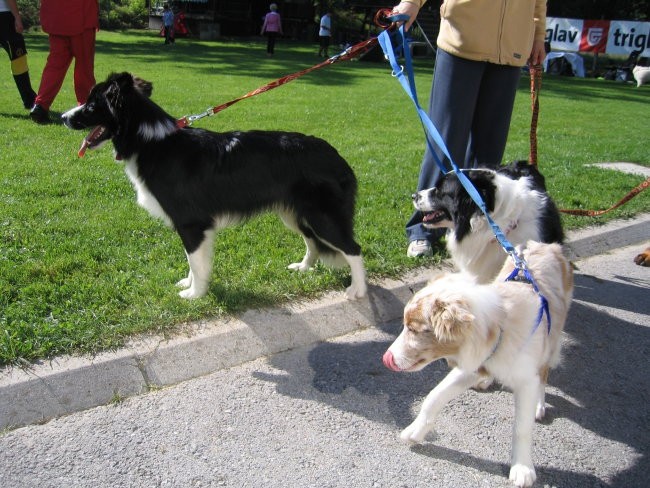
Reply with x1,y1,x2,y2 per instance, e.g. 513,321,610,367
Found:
528,64,542,167
559,177,650,216
176,9,395,129
527,64,649,215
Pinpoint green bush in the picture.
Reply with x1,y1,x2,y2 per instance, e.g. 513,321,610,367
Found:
100,0,147,30
16,0,39,29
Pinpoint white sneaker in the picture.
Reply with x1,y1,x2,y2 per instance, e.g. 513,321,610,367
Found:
407,239,433,257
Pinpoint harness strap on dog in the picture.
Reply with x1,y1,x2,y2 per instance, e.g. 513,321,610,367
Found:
505,266,551,335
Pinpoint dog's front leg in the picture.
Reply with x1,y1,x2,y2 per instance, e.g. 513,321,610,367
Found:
178,229,215,299
509,379,539,487
401,367,479,444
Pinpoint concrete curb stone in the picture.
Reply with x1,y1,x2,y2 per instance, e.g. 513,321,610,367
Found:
1,213,648,431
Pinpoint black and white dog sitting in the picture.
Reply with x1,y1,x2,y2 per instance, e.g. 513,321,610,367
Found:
62,72,366,300
412,161,564,283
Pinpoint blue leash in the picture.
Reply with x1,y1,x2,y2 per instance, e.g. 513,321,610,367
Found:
379,22,550,334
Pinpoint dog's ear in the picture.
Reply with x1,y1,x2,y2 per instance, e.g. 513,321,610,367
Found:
101,72,133,109
104,79,123,111
133,77,153,98
428,298,474,343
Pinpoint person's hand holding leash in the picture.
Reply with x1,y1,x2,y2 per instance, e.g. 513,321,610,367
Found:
529,39,546,66
391,0,424,31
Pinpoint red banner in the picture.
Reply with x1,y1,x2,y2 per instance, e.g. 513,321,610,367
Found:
579,20,610,53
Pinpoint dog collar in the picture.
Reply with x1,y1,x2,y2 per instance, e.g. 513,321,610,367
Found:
483,327,503,364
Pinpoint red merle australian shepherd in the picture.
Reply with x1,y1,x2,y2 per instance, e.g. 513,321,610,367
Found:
62,72,366,300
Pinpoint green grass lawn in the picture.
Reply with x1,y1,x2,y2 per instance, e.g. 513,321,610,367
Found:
1,30,648,366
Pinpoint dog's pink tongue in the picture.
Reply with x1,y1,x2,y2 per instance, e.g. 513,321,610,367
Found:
78,138,89,158
382,350,401,371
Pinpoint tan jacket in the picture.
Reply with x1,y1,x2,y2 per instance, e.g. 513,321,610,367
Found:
435,0,547,67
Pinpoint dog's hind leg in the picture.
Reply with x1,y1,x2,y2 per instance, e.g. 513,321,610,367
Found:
341,253,367,299
177,228,215,299
509,379,539,487
401,367,480,444
299,212,367,299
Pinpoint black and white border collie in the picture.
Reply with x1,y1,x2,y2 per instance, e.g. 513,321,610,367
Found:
412,161,564,283
62,72,366,300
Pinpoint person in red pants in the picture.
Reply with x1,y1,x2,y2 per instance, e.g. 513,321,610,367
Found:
30,0,98,124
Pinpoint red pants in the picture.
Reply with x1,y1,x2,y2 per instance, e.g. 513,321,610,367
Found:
35,28,96,110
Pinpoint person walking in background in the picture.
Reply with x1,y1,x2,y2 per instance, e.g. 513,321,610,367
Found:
394,0,547,257
162,3,175,45
318,10,332,58
0,0,37,110
30,0,99,124
260,3,282,56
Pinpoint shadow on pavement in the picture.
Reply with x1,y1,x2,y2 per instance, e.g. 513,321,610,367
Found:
255,269,649,487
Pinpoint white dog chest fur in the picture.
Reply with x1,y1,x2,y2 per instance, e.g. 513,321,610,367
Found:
123,156,173,227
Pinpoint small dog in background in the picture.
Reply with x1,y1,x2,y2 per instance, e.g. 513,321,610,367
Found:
412,161,564,284
62,72,366,300
383,241,574,487
633,65,650,87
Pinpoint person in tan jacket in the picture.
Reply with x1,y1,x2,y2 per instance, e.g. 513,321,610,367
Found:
395,0,547,257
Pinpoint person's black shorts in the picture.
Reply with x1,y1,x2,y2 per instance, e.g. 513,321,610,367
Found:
319,35,330,49
0,11,28,60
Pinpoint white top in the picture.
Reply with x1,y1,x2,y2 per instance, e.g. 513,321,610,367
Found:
0,1,10,13
319,14,331,37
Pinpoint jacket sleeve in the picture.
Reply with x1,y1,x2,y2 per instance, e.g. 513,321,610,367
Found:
533,0,547,42
40,0,98,35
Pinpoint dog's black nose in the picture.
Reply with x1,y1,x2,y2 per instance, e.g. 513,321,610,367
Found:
411,193,418,202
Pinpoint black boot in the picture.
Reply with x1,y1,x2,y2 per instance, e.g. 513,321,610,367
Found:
14,72,36,109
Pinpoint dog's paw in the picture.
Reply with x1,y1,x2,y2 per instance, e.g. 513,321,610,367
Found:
509,464,536,487
473,376,494,391
176,277,192,289
344,283,367,300
288,262,312,272
400,419,431,444
178,288,206,299
535,401,546,421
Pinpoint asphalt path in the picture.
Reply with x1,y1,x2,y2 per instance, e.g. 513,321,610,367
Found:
0,242,648,488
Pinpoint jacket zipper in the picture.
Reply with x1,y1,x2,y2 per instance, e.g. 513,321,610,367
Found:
497,0,507,63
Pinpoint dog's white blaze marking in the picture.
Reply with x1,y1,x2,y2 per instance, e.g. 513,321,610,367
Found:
123,156,173,226
137,120,177,142
61,105,84,121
